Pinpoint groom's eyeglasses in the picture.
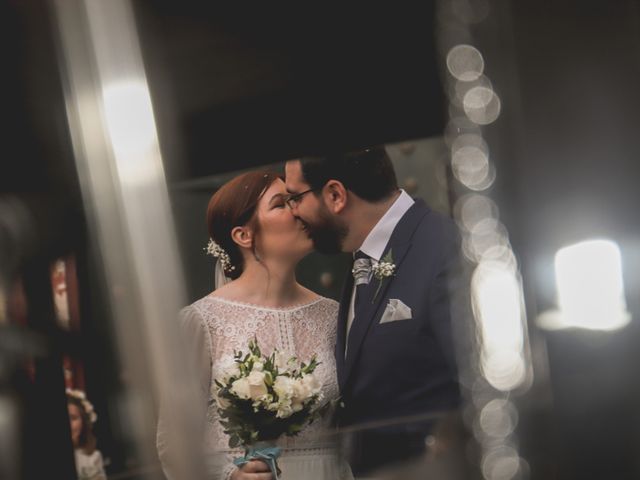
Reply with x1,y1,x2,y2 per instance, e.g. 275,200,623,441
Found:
285,188,318,209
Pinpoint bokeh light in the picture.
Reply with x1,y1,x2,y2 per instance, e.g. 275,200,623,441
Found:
472,261,527,391
447,44,485,82
452,144,490,188
463,86,502,125
479,399,519,438
482,445,522,480
463,219,510,264
456,194,499,232
538,239,630,331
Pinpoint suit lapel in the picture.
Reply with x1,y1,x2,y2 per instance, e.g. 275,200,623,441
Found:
340,241,412,390
339,200,430,391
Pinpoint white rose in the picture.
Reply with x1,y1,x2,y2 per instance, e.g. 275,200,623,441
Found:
291,379,308,411
301,374,322,396
230,378,251,399
273,375,294,399
247,371,268,400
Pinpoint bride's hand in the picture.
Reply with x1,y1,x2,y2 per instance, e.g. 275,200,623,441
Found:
231,460,273,480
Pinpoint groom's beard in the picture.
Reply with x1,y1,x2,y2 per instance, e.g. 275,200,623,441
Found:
301,210,347,254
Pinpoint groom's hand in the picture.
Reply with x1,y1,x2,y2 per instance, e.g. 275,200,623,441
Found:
232,460,273,480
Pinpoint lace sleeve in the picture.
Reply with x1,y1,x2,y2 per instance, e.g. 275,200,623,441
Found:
157,305,214,479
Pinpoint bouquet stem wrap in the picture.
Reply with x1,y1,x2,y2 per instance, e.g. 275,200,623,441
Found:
233,444,282,479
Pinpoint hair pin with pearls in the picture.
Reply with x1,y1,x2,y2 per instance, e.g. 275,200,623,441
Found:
205,239,236,274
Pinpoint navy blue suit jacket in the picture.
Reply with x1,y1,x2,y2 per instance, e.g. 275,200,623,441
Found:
335,199,461,433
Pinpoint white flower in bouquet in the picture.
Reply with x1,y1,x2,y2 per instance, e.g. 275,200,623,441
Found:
276,404,294,419
273,375,294,398
291,378,311,412
230,377,251,400
301,374,323,397
252,361,264,372
247,371,269,401
219,357,241,382
271,376,295,418
274,351,297,373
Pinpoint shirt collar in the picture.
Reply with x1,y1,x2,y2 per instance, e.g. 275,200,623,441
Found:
357,190,415,262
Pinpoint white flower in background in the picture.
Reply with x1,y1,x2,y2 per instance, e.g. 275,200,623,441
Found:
247,371,268,400
231,378,251,400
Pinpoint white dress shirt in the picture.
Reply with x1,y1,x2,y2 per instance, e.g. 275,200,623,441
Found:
345,190,415,350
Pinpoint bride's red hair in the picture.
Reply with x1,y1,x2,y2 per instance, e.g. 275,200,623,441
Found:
206,171,282,279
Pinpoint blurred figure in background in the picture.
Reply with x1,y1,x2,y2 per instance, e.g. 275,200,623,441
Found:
67,389,107,480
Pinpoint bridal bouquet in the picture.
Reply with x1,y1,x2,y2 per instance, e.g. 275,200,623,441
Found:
214,338,323,478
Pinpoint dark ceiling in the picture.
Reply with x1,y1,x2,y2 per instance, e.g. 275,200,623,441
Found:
134,3,445,181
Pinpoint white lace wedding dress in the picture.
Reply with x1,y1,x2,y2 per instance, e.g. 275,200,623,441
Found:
157,295,353,480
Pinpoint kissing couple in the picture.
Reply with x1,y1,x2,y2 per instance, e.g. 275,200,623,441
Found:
158,147,461,480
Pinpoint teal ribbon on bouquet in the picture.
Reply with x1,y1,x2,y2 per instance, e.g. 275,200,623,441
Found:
233,445,282,479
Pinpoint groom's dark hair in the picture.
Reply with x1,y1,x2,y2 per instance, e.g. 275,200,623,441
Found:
299,146,398,203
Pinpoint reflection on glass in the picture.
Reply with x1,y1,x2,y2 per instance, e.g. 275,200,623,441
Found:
102,81,158,157
102,80,163,184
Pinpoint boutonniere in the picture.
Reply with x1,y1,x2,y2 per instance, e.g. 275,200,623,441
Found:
371,249,396,303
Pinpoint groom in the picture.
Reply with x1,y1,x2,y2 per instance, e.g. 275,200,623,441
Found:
285,147,461,476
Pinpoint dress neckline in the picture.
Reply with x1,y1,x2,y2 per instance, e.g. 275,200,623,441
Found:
206,295,325,312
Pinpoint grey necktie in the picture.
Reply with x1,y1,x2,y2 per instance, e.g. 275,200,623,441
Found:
352,251,372,286
346,251,372,355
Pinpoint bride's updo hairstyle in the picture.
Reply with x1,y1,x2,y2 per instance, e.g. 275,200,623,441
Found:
206,171,282,280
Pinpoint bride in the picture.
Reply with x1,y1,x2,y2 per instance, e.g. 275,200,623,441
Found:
157,171,353,480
